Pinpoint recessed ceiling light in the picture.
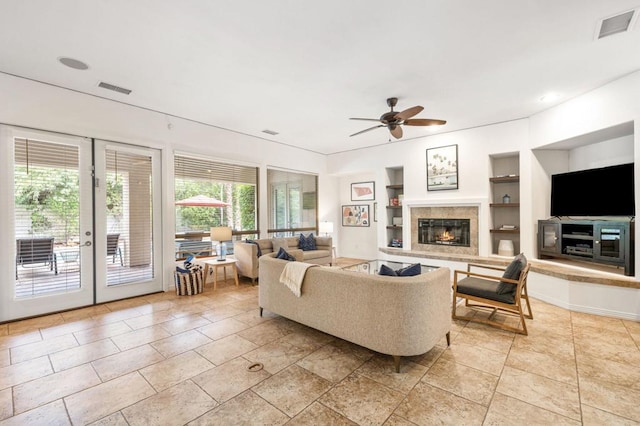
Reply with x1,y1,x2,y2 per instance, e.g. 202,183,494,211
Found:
58,57,89,70
262,129,279,136
540,93,560,103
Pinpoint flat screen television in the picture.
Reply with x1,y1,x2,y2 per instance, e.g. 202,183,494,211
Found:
550,163,635,217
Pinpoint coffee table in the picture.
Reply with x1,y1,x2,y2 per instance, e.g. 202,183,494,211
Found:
202,257,239,290
342,259,438,275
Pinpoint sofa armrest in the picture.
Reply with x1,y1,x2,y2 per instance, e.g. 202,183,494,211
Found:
234,242,259,280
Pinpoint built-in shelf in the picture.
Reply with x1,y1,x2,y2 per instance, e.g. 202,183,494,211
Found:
490,229,519,234
385,168,404,248
489,203,520,208
386,225,402,230
489,176,519,183
386,205,402,209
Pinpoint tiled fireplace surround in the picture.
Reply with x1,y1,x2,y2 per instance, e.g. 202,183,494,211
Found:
409,204,479,256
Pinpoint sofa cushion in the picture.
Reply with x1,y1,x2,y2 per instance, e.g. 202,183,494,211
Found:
275,247,296,261
378,263,422,277
272,238,289,254
497,253,527,295
378,264,398,276
396,263,422,277
298,233,317,251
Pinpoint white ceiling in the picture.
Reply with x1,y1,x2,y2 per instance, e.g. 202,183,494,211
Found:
1,1,639,155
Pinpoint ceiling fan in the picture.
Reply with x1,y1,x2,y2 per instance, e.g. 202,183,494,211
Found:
349,97,446,139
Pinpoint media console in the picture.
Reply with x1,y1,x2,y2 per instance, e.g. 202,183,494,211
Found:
538,219,635,276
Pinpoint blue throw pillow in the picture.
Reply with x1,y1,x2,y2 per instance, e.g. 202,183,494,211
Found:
378,264,398,276
245,239,262,257
396,263,422,276
298,233,317,251
275,247,296,261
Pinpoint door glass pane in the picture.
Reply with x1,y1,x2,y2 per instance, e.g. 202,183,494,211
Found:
599,227,621,258
14,138,81,297
105,149,154,286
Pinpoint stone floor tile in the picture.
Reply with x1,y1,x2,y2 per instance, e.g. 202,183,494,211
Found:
187,390,289,425
579,376,640,422
296,341,370,382
192,357,270,403
122,311,175,330
158,314,212,335
139,350,213,391
483,392,580,425
0,356,52,390
49,338,120,371
288,401,358,425
0,330,42,352
319,373,404,425
109,324,172,351
7,313,64,335
244,339,312,374
577,351,640,391
393,381,486,425
0,349,8,368
92,344,165,382
73,321,133,345
10,333,78,364
496,366,580,420
454,324,515,354
505,345,577,385
196,317,251,340
200,305,246,323
150,329,212,358
64,372,155,425
0,399,70,426
423,355,499,406
13,364,101,414
0,388,12,421
253,364,332,417
121,380,217,425
236,319,297,346
194,334,258,366
581,403,640,426
440,341,507,376
88,411,129,425
39,318,97,340
355,354,427,393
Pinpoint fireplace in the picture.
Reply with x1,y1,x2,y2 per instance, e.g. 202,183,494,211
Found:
418,218,471,247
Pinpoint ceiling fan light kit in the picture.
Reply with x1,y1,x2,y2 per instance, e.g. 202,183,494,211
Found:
349,97,446,140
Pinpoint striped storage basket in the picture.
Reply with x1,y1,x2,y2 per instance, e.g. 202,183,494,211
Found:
174,270,204,295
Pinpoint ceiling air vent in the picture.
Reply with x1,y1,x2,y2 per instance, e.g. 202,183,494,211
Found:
596,9,637,39
98,81,132,95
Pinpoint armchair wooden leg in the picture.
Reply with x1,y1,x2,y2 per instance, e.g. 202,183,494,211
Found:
446,331,451,346
259,307,263,317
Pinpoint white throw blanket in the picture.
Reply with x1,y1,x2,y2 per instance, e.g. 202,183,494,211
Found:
279,262,318,297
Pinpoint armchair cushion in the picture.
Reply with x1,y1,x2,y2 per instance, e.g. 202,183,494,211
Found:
456,276,516,304
498,253,527,295
298,233,317,251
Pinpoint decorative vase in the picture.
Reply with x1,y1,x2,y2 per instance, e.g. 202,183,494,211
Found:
502,194,511,203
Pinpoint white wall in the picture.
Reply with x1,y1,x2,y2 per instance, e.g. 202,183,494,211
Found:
0,73,335,291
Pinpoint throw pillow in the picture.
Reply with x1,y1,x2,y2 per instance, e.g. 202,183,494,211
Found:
245,239,262,257
396,263,422,277
497,253,527,295
378,264,398,276
298,233,317,251
272,238,289,255
275,247,296,261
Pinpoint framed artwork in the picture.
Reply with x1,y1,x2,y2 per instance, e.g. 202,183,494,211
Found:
342,204,370,227
427,144,458,191
373,202,378,222
351,181,375,201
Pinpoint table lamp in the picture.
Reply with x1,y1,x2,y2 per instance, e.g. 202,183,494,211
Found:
318,221,334,236
210,226,232,261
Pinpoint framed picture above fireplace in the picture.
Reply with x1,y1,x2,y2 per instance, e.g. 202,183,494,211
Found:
342,204,370,227
427,144,458,191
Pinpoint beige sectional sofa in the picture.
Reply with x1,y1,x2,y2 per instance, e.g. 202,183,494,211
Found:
258,254,451,372
234,235,332,282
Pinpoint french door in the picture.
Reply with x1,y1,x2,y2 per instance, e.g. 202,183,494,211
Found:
0,126,162,322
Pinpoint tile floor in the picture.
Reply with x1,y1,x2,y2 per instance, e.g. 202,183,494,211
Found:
1,277,640,425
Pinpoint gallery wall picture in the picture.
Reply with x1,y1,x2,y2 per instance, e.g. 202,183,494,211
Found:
342,204,370,227
350,181,375,201
427,144,458,191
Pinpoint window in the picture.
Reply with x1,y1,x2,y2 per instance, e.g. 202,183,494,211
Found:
174,155,258,257
267,169,317,237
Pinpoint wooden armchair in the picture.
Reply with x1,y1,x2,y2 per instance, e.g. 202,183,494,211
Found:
452,254,532,335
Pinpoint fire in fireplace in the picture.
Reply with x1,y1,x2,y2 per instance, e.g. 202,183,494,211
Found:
418,218,470,247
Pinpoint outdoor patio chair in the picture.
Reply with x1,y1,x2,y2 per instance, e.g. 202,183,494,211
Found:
16,237,58,279
452,253,533,335
107,233,124,266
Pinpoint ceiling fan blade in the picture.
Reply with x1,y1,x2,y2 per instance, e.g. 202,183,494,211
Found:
389,125,403,139
395,105,424,120
403,118,447,126
350,124,384,137
349,117,382,122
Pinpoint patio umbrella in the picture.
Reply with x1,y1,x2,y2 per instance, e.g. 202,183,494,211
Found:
175,194,230,207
